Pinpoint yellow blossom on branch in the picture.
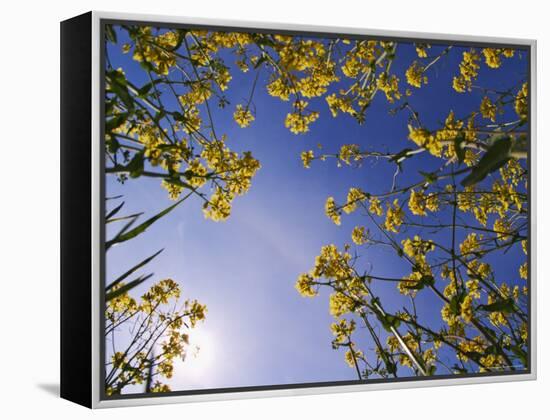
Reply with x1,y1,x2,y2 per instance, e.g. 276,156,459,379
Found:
233,104,255,128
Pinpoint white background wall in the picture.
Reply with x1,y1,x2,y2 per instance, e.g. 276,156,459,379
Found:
0,0,546,418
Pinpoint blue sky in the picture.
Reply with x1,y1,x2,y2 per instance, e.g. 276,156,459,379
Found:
105,28,529,392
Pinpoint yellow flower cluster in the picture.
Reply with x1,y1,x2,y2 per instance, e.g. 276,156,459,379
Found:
405,61,427,88
487,293,507,327
296,244,370,324
179,81,213,106
384,199,405,233
493,218,512,241
408,189,439,216
344,348,364,369
460,295,474,323
492,179,523,217
402,235,435,260
466,259,491,282
452,49,480,93
351,226,368,245
515,82,528,121
267,78,292,101
187,159,208,188
441,303,464,334
341,56,362,78
330,318,356,344
415,43,430,58
457,336,486,362
203,187,232,222
131,28,180,75
107,283,138,316
186,299,207,327
150,383,171,393
519,262,528,280
342,187,367,214
459,233,481,256
436,111,464,158
295,273,317,297
301,150,315,168
325,93,356,118
339,144,362,165
285,109,319,134
233,104,255,128
407,125,442,157
200,31,253,51
376,73,402,103
311,244,355,282
481,48,514,69
387,333,420,369
199,142,261,221
398,236,435,295
162,180,183,200
325,197,341,225
105,273,208,395
329,292,356,317
368,197,384,216
140,278,181,313
480,96,497,122
296,243,370,327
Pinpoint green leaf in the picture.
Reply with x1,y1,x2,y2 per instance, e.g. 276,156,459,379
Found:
170,30,187,51
106,248,164,291
390,148,413,164
105,24,117,44
403,274,435,290
463,351,483,362
105,274,153,301
137,82,154,98
419,171,438,184
106,137,120,154
105,196,187,248
126,152,144,178
106,212,144,224
426,365,437,376
107,71,135,111
105,201,125,222
137,79,163,98
454,132,466,164
374,311,401,332
382,352,397,375
254,54,268,69
153,109,167,123
510,345,528,366
461,134,512,187
106,217,139,251
105,113,129,133
139,60,156,73
254,35,276,48
477,298,515,314
449,290,467,315
163,176,193,190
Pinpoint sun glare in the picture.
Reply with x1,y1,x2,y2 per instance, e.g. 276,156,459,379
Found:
174,326,217,382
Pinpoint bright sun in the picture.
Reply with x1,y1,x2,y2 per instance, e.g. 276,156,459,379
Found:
174,326,217,381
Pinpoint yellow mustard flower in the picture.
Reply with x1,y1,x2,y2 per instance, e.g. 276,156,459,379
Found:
384,199,405,233
325,196,341,225
351,226,368,245
480,96,497,122
295,273,317,297
233,104,255,128
405,61,427,88
301,150,315,168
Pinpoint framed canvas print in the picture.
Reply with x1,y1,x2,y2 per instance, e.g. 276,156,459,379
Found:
60,11,537,408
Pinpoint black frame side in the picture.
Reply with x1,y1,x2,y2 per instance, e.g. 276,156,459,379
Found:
60,11,93,409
